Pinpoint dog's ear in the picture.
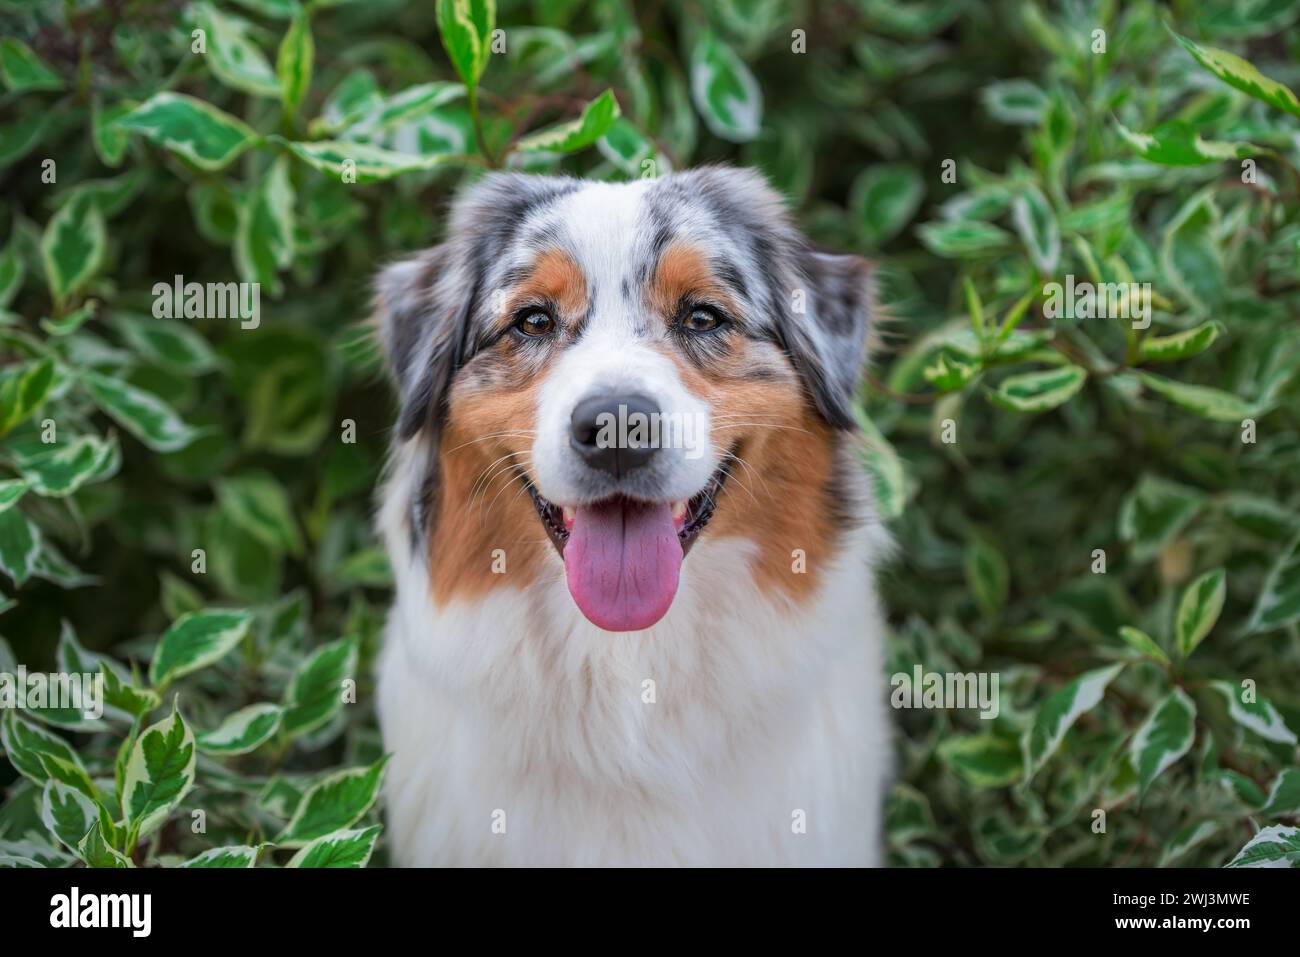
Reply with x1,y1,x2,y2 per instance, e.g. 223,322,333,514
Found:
673,165,873,430
376,172,581,445
786,249,874,429
375,246,467,443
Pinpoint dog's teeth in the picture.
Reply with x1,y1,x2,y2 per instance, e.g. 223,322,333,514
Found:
562,506,576,525
672,500,687,521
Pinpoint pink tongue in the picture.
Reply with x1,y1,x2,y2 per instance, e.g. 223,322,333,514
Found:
563,499,683,632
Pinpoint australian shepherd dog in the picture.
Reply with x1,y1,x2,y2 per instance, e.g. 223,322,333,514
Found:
374,166,892,866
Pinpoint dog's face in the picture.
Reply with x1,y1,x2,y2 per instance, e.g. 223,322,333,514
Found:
378,167,873,632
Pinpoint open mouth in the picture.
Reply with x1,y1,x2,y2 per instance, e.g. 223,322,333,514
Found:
519,450,734,633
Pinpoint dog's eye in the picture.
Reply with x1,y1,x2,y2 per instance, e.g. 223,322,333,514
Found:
514,309,555,337
680,305,725,334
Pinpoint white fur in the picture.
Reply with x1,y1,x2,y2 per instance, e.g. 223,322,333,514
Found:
375,438,893,866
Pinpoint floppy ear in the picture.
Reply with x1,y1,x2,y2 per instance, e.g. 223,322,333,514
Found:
785,249,874,430
376,171,581,444
669,165,873,431
375,244,469,443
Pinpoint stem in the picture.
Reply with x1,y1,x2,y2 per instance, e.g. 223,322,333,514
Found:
468,89,497,168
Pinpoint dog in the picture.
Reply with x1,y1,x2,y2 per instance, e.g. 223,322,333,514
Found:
374,166,892,866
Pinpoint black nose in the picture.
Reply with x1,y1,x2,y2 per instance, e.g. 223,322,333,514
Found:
569,393,660,477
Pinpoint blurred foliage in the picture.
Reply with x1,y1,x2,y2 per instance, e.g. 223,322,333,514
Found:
0,0,1298,868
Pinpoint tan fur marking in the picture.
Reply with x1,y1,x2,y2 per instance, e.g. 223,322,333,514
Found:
427,247,590,604
506,248,587,319
661,339,840,605
649,244,741,320
427,365,550,604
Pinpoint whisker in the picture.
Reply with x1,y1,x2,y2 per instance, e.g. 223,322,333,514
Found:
445,429,537,454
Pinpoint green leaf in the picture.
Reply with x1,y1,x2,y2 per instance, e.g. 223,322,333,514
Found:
689,32,762,143
886,783,936,845
964,532,1008,619
1060,191,1131,233
17,435,119,497
938,733,1022,788
150,608,253,687
122,705,197,841
1011,184,1059,274
597,119,658,177
1161,190,1223,310
280,139,452,182
1023,663,1124,780
336,82,465,139
1135,372,1256,422
116,93,258,171
40,298,98,337
0,39,63,92
1174,568,1225,659
852,164,925,246
0,240,25,308
41,779,100,855
197,2,280,97
92,100,135,168
276,6,315,117
1173,31,1300,119
1117,626,1171,666
41,191,105,307
280,637,358,737
77,820,132,868
159,571,205,621
1130,688,1196,794
234,156,295,297
923,352,978,392
988,365,1086,413
1116,120,1255,166
980,79,1047,125
110,313,218,375
0,507,41,585
514,89,620,154
917,220,1013,257
328,546,391,590
853,405,909,519
1137,322,1221,363
287,824,381,867
0,114,49,170
1211,681,1297,745
1245,535,1300,634
1226,825,1300,868
277,757,389,847
435,0,495,88
215,472,302,556
181,844,263,867
1160,819,1222,867
0,711,95,797
84,371,202,453
0,358,56,435
100,665,159,719
1262,769,1300,817
196,703,282,755
0,478,27,513
1118,475,1204,563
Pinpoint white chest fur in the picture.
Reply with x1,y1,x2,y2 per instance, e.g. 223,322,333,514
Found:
375,448,892,866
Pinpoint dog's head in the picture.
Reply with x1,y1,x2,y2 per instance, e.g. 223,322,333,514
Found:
377,167,873,632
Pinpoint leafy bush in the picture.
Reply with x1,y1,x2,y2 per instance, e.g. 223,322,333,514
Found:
0,0,1298,868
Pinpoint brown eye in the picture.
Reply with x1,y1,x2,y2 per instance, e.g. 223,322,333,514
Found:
680,306,725,334
515,309,555,337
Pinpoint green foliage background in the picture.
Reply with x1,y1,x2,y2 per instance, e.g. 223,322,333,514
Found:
1,0,1299,868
